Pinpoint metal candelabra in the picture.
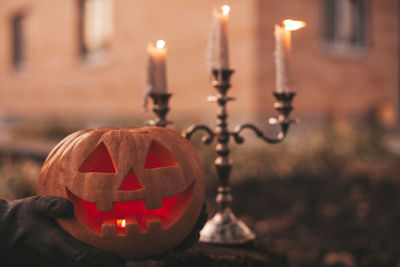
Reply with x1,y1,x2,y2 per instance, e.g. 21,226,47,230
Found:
147,69,296,245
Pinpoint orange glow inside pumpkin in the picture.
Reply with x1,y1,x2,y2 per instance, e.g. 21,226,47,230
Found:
67,183,194,235
67,140,194,236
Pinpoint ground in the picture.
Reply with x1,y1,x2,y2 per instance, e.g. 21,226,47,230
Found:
230,175,400,267
0,118,399,266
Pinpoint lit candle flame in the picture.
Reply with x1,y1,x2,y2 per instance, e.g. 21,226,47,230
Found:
117,219,126,229
156,40,166,49
283,19,306,31
222,5,230,16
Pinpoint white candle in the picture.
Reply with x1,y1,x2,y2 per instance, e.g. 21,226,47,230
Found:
146,40,168,94
274,20,306,93
212,5,230,70
274,24,291,93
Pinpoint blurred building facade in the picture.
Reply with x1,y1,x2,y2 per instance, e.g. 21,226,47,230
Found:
0,0,398,126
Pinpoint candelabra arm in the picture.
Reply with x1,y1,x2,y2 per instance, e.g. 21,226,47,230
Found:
232,122,289,144
182,124,215,145
233,92,297,144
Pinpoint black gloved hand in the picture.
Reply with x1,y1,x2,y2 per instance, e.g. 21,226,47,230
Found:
0,196,126,267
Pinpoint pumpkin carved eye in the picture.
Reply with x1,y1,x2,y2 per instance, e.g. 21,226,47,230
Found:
79,142,116,173
144,141,178,169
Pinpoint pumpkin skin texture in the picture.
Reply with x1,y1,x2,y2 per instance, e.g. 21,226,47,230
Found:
37,126,205,260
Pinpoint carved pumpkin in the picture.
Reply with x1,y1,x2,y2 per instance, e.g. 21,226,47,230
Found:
38,126,205,259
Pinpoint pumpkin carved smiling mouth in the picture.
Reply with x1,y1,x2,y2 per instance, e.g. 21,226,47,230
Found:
67,183,194,236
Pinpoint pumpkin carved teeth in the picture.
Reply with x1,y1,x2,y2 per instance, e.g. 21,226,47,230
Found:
95,201,115,213
66,182,194,236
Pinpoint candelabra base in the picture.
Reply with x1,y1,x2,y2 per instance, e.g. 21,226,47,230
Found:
199,208,256,245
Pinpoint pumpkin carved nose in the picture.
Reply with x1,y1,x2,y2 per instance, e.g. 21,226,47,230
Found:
119,170,144,191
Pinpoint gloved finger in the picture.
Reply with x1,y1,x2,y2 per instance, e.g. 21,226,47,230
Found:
32,196,74,219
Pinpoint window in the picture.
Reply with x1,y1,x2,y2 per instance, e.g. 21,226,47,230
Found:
79,0,113,64
11,13,26,70
322,0,368,56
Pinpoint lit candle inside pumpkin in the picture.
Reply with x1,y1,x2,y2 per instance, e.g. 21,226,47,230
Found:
146,40,168,94
274,19,306,93
117,219,126,229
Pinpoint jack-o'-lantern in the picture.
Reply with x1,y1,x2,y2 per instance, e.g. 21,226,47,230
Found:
38,126,205,259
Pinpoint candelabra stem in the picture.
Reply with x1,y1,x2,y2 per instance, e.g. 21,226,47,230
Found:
198,69,256,245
